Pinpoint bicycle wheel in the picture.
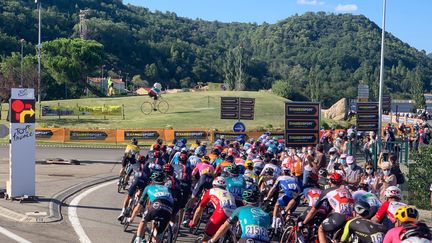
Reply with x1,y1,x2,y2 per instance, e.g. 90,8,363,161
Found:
141,101,153,115
117,177,124,193
172,212,182,242
280,226,296,243
158,100,169,114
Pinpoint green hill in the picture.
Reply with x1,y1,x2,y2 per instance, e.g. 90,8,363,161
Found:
1,0,431,107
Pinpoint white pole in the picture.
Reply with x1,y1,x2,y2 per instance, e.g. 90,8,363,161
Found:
377,0,387,144
37,0,42,104
20,39,24,87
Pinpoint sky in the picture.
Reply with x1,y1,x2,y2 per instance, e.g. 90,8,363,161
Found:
123,0,432,54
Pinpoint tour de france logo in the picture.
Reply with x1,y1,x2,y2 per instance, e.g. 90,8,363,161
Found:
10,99,36,124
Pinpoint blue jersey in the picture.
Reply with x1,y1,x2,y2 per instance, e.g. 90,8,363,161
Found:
140,184,173,206
274,175,300,196
226,176,246,201
228,206,270,241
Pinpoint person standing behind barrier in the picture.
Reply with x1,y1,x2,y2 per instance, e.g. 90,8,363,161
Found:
376,161,397,202
314,144,327,171
344,156,363,186
107,77,114,96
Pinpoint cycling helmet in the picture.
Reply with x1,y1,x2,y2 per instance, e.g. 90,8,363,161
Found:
358,183,369,191
329,147,338,154
131,138,138,145
385,186,402,199
226,164,240,176
226,155,235,162
282,166,291,175
354,201,370,217
212,176,226,188
153,151,161,158
150,171,165,184
244,160,253,169
402,223,432,241
395,206,419,223
263,167,274,176
179,153,188,162
163,163,173,174
160,145,167,152
181,147,188,153
180,138,187,145
153,82,162,90
308,172,319,183
329,172,343,185
153,144,161,151
318,168,328,177
242,189,260,203
201,156,210,164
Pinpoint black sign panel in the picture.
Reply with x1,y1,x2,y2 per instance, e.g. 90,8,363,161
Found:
174,131,207,139
285,102,320,147
382,95,391,112
70,131,108,140
220,97,255,120
286,133,319,146
124,131,160,140
356,102,379,132
10,99,36,123
214,132,247,141
36,129,53,139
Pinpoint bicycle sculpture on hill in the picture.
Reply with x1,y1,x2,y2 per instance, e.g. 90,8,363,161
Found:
141,82,169,115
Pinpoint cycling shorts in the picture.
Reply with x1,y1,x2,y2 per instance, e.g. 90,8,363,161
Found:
204,209,229,237
277,190,297,207
322,212,348,233
192,174,213,198
127,178,147,197
142,200,172,237
122,156,136,167
239,239,269,243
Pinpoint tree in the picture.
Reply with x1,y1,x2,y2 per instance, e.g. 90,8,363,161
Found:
410,67,425,109
409,147,432,210
42,38,105,97
131,74,148,89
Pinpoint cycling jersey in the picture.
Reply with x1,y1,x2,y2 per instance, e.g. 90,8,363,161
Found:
374,201,406,224
341,217,386,243
302,186,323,207
140,184,173,206
383,226,405,243
273,175,300,206
260,164,281,178
243,170,258,184
192,162,215,177
315,186,354,216
188,155,201,168
199,188,237,236
215,161,232,175
258,175,275,193
228,206,271,242
125,144,140,158
226,176,247,204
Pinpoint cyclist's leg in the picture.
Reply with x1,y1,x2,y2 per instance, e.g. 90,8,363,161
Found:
203,210,229,241
119,156,128,177
272,194,288,228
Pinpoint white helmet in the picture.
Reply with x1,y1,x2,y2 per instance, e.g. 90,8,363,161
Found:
212,176,226,188
154,82,162,90
385,186,402,199
401,237,431,243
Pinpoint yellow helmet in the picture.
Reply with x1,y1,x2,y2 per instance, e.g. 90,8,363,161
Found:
244,160,253,168
201,156,210,164
395,206,418,223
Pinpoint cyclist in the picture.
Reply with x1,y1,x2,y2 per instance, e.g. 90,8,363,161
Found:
384,205,432,243
209,189,271,243
258,167,275,196
302,172,354,243
297,173,328,222
340,201,386,243
260,158,281,178
243,160,258,185
372,186,406,230
215,155,234,176
119,138,140,181
132,171,173,243
265,167,300,228
225,164,247,207
148,82,162,111
188,176,237,243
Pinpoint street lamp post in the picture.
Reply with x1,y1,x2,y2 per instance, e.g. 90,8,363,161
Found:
377,0,387,144
20,39,25,87
35,0,42,104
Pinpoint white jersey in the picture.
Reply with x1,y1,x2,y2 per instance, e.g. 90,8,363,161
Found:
260,164,281,178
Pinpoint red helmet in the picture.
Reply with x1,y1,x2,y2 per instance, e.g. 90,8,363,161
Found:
179,153,188,161
160,145,167,152
308,172,319,182
163,163,173,174
153,151,161,158
329,172,343,184
153,144,161,151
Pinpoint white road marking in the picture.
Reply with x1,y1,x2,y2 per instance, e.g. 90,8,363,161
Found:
0,226,32,243
68,180,117,243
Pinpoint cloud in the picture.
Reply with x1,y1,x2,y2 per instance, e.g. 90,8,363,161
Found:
297,0,325,6
335,4,358,12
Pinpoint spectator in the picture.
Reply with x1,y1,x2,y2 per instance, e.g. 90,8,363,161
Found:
360,162,378,195
376,161,397,201
302,154,314,186
388,154,405,186
344,156,363,186
421,127,431,145
314,144,326,170
326,147,339,173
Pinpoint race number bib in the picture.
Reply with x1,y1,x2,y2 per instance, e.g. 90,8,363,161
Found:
339,203,352,215
370,232,384,243
245,225,268,240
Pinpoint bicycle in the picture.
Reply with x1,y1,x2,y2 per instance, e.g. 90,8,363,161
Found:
123,186,143,231
141,97,169,115
131,218,173,243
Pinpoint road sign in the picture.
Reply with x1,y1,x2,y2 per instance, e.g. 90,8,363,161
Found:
382,94,391,113
0,124,8,138
357,84,369,99
220,97,255,120
8,88,36,198
285,102,320,147
233,121,246,132
356,102,379,132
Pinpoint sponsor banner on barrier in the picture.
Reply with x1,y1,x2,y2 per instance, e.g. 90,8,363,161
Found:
42,105,122,116
69,131,108,140
174,131,207,139
36,129,53,139
213,132,247,141
124,131,160,140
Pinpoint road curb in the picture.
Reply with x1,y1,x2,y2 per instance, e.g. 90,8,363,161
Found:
0,175,118,223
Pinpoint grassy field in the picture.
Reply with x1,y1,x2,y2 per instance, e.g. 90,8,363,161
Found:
0,91,345,131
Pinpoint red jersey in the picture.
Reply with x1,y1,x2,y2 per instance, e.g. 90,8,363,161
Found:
374,201,406,223
199,188,236,216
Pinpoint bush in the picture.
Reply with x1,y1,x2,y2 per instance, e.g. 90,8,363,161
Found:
408,146,432,210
